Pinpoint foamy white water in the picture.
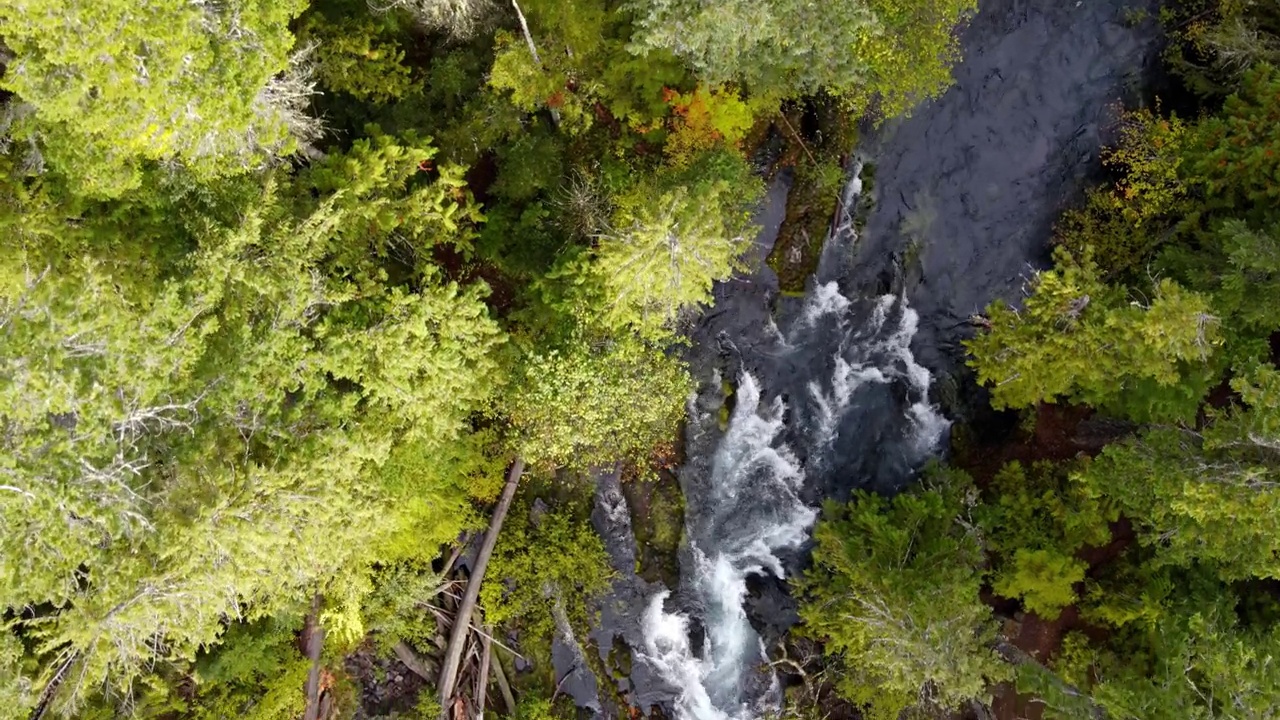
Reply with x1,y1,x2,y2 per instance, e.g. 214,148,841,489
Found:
638,160,947,719
640,372,813,720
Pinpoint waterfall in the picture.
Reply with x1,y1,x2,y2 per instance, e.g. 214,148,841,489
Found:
641,372,813,720
639,282,949,720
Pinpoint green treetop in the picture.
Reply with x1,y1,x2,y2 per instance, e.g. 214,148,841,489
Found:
975,461,1116,618
1045,591,1280,720
967,247,1222,422
0,0,315,197
591,164,760,339
0,134,505,714
1072,366,1280,582
797,467,1011,720
627,0,975,114
505,330,692,470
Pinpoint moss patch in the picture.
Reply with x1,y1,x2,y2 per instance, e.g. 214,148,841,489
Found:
766,96,859,293
622,463,685,588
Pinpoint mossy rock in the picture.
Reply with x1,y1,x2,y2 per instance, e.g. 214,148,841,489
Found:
622,468,685,587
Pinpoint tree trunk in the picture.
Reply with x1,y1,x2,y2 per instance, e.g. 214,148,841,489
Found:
475,625,493,720
437,457,524,708
509,0,560,128
994,640,1104,720
303,593,326,720
393,641,438,681
27,651,77,720
491,646,517,713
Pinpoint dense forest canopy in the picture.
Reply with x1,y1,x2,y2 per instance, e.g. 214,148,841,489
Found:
4,0,1280,719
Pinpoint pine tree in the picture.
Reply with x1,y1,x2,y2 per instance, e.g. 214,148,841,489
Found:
1073,366,1280,581
797,468,1011,720
967,247,1222,422
627,0,975,114
0,135,505,713
0,0,316,197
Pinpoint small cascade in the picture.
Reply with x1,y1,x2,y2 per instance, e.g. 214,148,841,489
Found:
636,163,951,720
640,373,813,720
640,293,948,719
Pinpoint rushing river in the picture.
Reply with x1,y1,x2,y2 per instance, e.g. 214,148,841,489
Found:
635,168,949,718
577,0,1163,717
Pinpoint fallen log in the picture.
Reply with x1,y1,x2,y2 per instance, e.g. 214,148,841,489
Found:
475,627,492,720
303,593,326,720
438,457,525,708
491,645,517,713
393,641,438,681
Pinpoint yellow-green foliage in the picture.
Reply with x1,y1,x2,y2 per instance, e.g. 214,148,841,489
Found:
992,548,1088,618
0,0,311,196
966,247,1221,422
300,15,414,103
1102,108,1190,224
481,498,613,643
0,131,506,713
975,461,1114,617
188,618,310,720
1054,189,1159,279
559,152,762,340
663,85,756,166
1074,366,1280,581
0,628,32,719
489,32,595,134
593,179,755,337
629,0,975,116
360,561,448,653
490,0,691,135
1042,599,1280,720
797,467,1010,720
1057,109,1190,275
507,333,693,469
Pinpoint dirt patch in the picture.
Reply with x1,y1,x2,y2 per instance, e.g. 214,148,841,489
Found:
344,642,430,719
952,403,1130,486
430,242,520,317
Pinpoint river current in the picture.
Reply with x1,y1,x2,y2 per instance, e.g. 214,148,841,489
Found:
573,0,1163,716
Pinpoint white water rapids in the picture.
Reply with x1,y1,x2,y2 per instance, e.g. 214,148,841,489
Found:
639,282,949,720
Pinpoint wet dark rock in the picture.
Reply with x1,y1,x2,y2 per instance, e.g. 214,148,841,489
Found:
848,0,1162,377
552,634,601,715
743,574,800,649
585,469,684,716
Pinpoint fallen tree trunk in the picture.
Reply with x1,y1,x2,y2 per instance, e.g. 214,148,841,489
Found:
491,645,517,713
438,457,524,708
475,626,492,720
994,640,1104,720
393,641,438,681
303,593,326,720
